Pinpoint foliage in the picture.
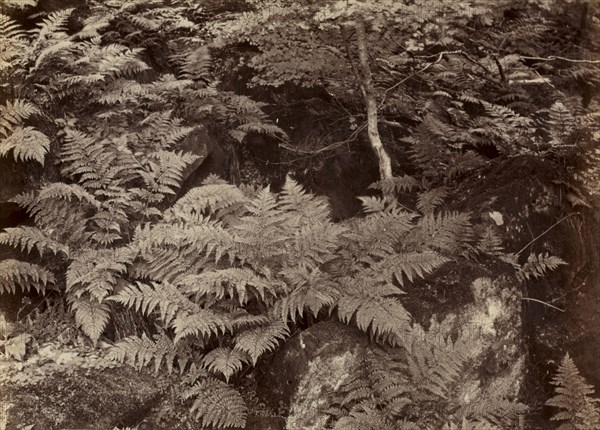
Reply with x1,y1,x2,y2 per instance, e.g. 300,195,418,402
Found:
326,320,527,429
0,0,591,428
546,353,600,430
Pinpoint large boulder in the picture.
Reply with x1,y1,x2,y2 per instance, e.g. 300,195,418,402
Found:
256,274,526,430
452,154,600,420
0,343,163,430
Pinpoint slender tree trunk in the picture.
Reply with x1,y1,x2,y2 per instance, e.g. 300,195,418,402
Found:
354,18,393,181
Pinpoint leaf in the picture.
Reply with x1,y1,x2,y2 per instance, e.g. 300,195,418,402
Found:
202,347,248,382
183,377,247,428
234,318,290,364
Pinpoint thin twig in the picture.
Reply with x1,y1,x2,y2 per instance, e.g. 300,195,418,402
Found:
520,55,600,64
521,297,565,312
516,213,579,256
378,51,453,109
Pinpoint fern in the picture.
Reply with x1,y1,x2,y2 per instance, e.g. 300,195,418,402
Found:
327,320,525,428
546,353,600,430
69,295,111,343
336,280,411,343
273,266,339,322
417,187,449,214
110,281,199,326
413,211,474,253
516,252,567,282
373,251,450,287
66,247,134,301
233,317,290,365
0,259,55,294
177,268,280,305
0,226,69,257
108,332,185,374
173,309,234,344
202,347,249,382
182,376,247,428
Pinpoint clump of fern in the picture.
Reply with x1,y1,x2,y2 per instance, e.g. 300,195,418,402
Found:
546,353,600,430
325,319,527,429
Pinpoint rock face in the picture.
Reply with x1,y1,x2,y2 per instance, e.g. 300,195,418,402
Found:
256,321,371,430
1,363,162,429
256,281,526,429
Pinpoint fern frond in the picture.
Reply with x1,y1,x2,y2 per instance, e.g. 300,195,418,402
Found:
404,322,474,400
0,100,40,137
30,9,74,46
67,247,134,301
374,251,450,287
202,347,248,382
0,259,55,294
167,183,248,222
178,269,279,305
414,211,473,253
0,226,69,257
171,46,212,82
352,207,415,257
69,295,110,343
236,121,288,139
517,252,567,282
417,187,449,214
182,377,247,428
133,221,237,266
358,196,388,214
108,332,182,374
110,281,198,325
0,126,50,164
369,175,419,195
546,353,600,430
173,309,233,343
274,267,339,322
279,176,331,222
337,278,411,343
140,150,200,196
234,317,290,365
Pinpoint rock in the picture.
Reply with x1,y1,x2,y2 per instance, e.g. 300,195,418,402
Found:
255,276,526,430
245,415,286,430
1,363,162,429
256,321,371,430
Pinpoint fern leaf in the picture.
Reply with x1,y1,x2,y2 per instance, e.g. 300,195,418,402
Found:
168,183,248,222
0,126,50,164
202,347,248,382
30,9,74,45
0,226,69,257
173,310,233,343
177,269,279,305
0,100,40,137
183,377,247,428
358,196,388,214
375,251,450,286
274,267,339,322
237,121,288,140
0,259,55,294
140,150,200,196
110,281,198,325
108,333,181,374
69,295,110,343
415,211,473,252
546,353,600,430
67,248,134,301
171,46,212,82
517,252,567,282
234,318,290,365
279,176,331,222
337,293,411,343
369,175,419,195
417,187,449,214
